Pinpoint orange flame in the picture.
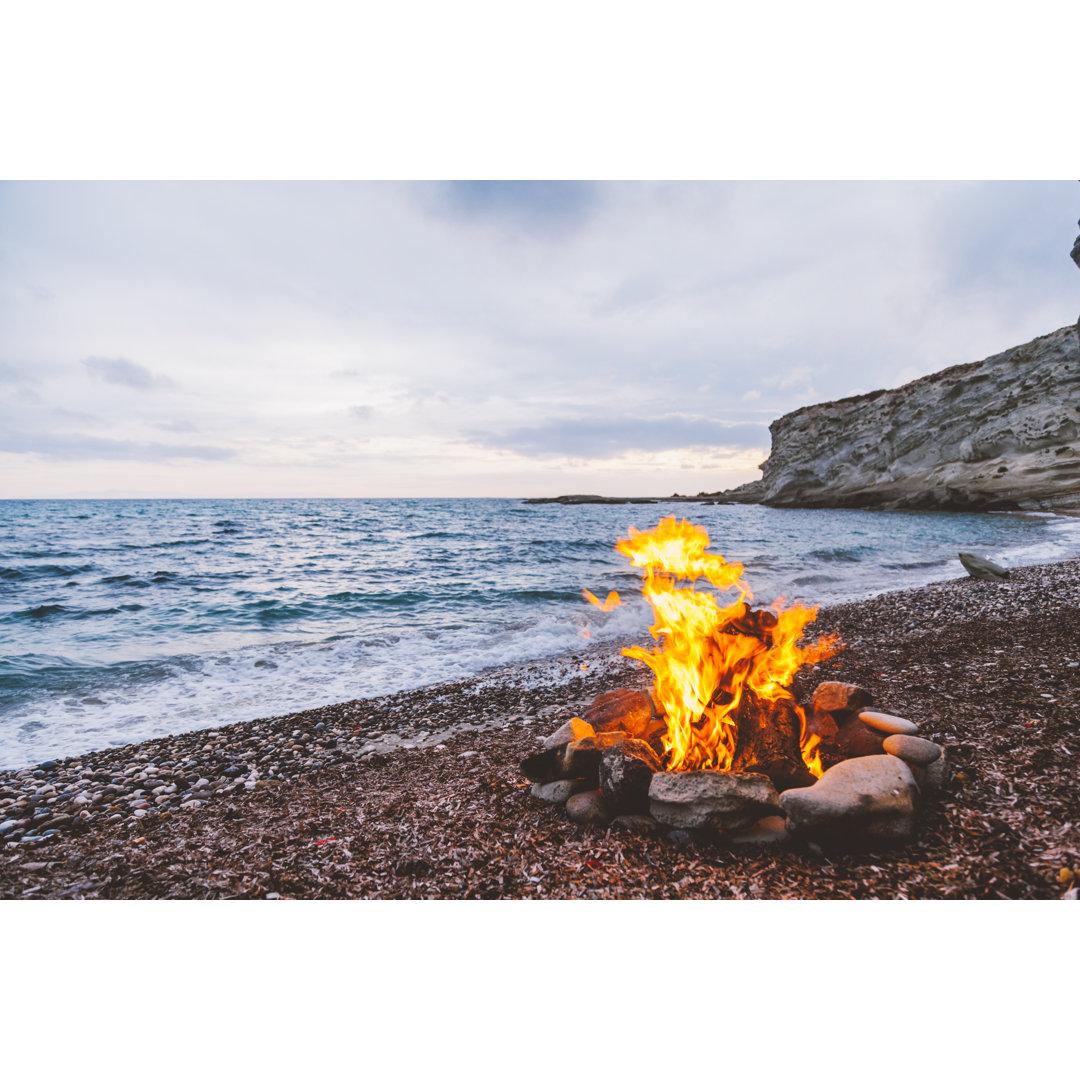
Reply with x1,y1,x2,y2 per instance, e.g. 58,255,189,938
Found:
583,589,623,612
613,517,838,775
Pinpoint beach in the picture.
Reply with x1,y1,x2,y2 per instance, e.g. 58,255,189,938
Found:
2,557,1079,899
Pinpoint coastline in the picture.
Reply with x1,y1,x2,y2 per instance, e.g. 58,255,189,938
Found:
3,556,1079,898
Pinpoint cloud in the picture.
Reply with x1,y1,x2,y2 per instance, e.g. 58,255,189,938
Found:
83,356,175,390
349,405,373,420
0,430,233,462
0,360,36,384
474,416,770,459
431,181,599,235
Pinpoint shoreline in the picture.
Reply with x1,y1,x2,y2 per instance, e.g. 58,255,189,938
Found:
3,556,1079,898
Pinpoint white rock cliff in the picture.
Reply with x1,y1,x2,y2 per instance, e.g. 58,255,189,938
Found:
721,325,1080,511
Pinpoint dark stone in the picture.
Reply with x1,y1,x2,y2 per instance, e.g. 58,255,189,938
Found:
520,735,624,784
565,789,612,826
599,739,662,814
38,761,57,772
834,713,887,758
803,708,839,742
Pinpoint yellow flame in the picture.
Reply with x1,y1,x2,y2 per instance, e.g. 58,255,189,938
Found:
613,518,838,774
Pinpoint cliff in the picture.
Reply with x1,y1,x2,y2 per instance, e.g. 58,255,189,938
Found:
720,325,1080,511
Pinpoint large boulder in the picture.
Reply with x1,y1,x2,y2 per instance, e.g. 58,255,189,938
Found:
779,755,919,845
649,770,781,831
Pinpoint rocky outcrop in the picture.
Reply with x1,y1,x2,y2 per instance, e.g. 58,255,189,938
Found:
720,325,1080,511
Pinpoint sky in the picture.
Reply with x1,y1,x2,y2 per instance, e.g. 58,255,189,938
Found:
1,180,1077,499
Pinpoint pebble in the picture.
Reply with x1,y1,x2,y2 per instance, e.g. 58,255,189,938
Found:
565,789,612,826
530,778,594,804
882,734,942,766
858,710,919,736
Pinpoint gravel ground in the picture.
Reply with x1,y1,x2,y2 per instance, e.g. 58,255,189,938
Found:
2,558,1079,899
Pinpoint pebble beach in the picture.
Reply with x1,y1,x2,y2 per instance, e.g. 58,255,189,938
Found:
2,557,1079,899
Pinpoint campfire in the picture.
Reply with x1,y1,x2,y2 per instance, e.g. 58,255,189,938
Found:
522,518,948,848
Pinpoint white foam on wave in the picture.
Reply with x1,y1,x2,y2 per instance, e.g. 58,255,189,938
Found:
0,594,654,769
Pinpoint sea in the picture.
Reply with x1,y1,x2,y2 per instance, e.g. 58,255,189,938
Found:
3,497,1079,770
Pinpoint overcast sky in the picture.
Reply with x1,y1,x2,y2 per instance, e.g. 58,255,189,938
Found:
1,180,1077,498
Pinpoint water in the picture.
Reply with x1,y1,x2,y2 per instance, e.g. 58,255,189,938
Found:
2,497,1079,769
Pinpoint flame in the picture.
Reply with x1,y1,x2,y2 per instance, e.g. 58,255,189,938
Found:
612,517,838,775
583,589,623,612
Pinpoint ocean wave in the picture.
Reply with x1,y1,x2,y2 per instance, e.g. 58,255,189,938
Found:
808,546,875,563
0,563,95,581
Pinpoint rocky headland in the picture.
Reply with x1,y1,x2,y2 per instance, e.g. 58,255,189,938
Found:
720,325,1080,511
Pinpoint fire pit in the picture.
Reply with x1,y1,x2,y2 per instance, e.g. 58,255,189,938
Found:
521,518,947,848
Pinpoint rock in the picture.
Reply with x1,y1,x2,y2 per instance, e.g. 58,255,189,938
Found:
859,710,919,735
959,552,1010,581
583,688,660,739
780,755,919,845
649,771,781,830
519,734,625,784
599,739,662,814
803,708,839,742
529,778,594,804
565,790,612,826
542,717,595,750
812,682,873,714
726,816,790,846
883,733,941,766
911,747,948,795
713,325,1080,512
834,714,886,758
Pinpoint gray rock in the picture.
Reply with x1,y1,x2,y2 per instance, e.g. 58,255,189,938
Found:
714,325,1080,513
780,755,919,844
599,739,662,814
649,771,781,830
911,747,949,795
565,790,612,826
883,733,942,766
529,778,594,804
959,552,1010,581
859,710,919,735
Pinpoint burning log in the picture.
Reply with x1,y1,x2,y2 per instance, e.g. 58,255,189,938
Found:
729,691,816,791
